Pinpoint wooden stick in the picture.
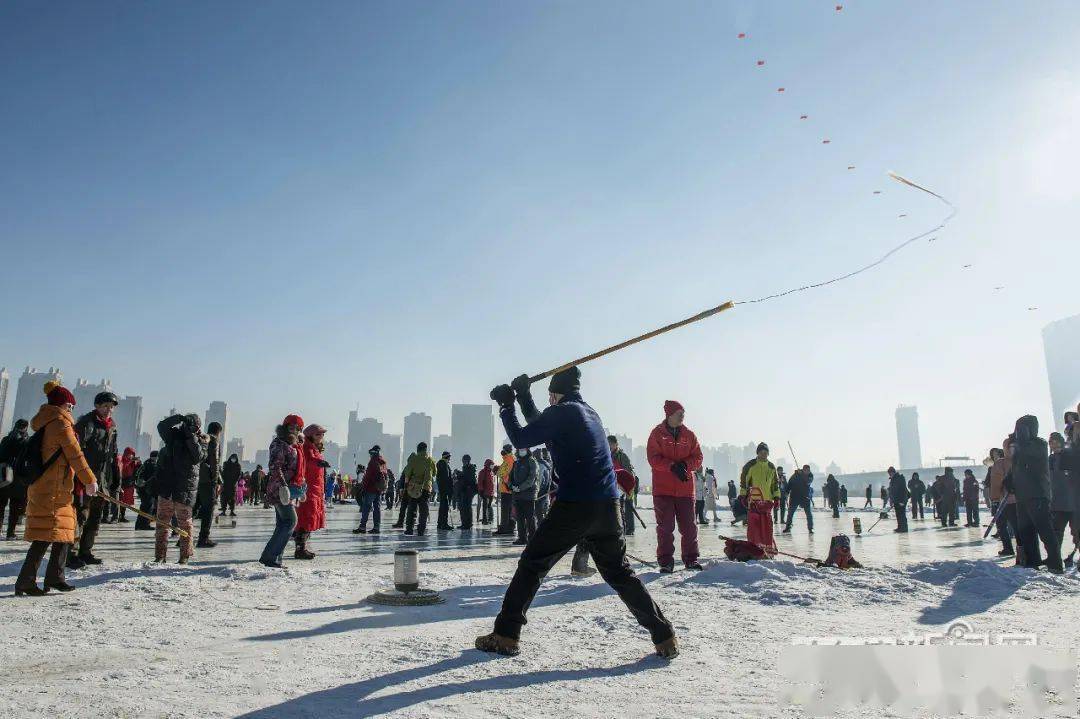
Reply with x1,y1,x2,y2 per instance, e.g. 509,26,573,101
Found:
95,491,191,539
528,301,736,383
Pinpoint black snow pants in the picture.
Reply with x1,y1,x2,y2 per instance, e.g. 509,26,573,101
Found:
493,500,673,644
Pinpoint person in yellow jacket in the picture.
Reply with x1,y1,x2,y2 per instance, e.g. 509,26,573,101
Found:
401,443,436,536
493,445,516,535
16,382,98,596
738,443,779,555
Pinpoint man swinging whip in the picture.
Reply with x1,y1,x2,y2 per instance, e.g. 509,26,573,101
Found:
475,366,678,659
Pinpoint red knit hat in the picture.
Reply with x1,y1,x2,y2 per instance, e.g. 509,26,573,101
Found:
282,414,304,428
44,381,76,407
664,400,685,418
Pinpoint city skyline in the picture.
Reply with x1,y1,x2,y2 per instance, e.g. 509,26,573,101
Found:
0,358,1037,474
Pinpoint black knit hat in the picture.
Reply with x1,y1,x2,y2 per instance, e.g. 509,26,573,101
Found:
548,366,581,395
369,445,381,455
756,442,769,454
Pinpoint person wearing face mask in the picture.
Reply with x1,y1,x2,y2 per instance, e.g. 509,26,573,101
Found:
478,367,677,659
509,447,540,545
15,382,97,595
154,413,208,563
295,424,329,558
647,401,704,573
69,391,120,569
260,415,306,568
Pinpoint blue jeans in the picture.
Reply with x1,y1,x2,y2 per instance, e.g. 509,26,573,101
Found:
359,492,381,530
261,503,297,564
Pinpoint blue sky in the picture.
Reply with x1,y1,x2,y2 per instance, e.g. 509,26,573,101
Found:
2,1,1079,470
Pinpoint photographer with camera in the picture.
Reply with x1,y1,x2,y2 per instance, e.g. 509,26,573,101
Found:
154,414,208,563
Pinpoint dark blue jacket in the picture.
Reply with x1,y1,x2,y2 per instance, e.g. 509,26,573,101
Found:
500,391,619,502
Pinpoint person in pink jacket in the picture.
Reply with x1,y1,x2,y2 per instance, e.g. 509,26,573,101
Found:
647,400,704,573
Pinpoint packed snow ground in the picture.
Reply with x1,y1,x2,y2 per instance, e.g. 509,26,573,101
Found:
1,499,1077,718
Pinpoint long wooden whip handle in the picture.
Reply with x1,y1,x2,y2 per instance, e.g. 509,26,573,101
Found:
95,491,191,539
528,301,735,383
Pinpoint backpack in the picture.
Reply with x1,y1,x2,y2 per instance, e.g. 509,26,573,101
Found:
14,428,62,485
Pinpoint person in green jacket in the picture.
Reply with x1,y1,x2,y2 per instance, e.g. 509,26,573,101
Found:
402,442,436,536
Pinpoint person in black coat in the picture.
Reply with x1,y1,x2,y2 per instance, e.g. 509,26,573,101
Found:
154,414,208,563
455,455,478,529
888,467,909,532
134,450,159,530
196,422,223,548
220,454,242,517
782,468,813,534
0,419,31,540
907,472,926,520
1049,432,1080,565
962,469,981,527
1007,415,1062,573
435,451,455,530
825,474,840,518
933,469,958,527
72,392,120,566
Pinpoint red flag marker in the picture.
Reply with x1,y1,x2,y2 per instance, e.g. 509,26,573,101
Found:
777,87,785,92
757,60,765,66
737,33,747,39
836,5,843,11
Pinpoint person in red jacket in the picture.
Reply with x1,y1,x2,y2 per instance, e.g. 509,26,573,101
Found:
119,448,139,522
294,424,328,559
647,400,704,573
354,446,388,534
478,459,497,525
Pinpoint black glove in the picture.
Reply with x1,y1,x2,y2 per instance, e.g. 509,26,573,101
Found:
490,384,515,409
671,461,688,482
511,374,532,397
318,460,332,469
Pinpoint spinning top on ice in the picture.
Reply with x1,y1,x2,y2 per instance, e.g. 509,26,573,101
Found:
367,550,444,606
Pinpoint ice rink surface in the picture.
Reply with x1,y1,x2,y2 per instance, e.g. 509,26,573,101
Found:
2,499,1077,718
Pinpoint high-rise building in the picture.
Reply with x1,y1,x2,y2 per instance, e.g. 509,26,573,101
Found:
451,404,494,467
323,440,344,471
380,433,402,474
114,395,143,454
895,405,923,470
254,449,270,469
73,378,112,414
205,401,228,447
403,412,432,456
346,413,384,472
226,437,245,462
1043,314,1080,431
0,367,9,435
136,432,153,458
12,367,62,426
432,433,452,459
631,445,649,487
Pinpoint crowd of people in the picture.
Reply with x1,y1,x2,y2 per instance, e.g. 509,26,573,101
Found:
3,377,1078,600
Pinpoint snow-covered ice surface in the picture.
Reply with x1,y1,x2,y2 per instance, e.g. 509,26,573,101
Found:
2,501,1077,718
